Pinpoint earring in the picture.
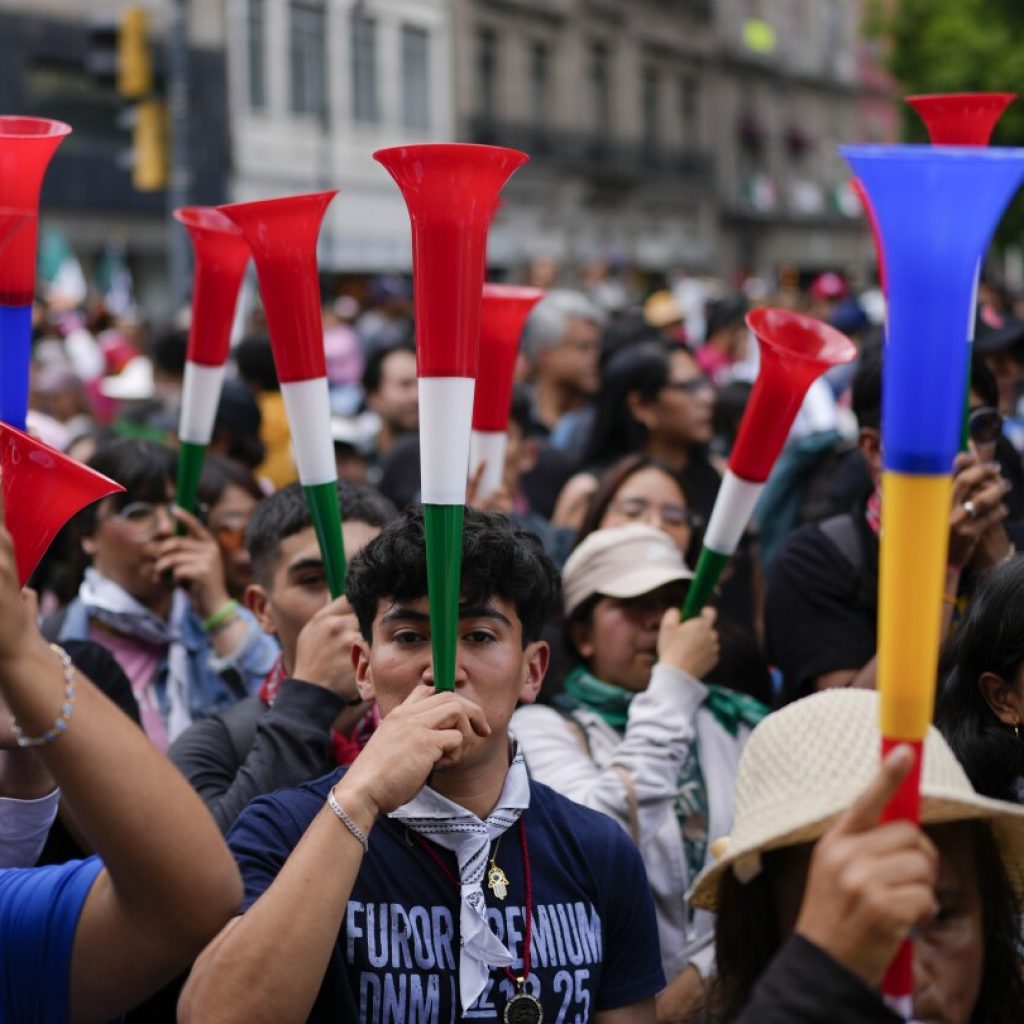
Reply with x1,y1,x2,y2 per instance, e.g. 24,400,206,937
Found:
1015,722,1021,743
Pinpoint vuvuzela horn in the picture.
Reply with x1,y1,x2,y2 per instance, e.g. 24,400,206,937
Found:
682,309,855,619
219,192,348,598
0,117,70,430
173,206,251,519
842,141,1024,1017
374,144,528,692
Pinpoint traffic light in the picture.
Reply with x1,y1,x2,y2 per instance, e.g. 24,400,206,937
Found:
132,98,167,192
117,7,153,99
87,7,166,191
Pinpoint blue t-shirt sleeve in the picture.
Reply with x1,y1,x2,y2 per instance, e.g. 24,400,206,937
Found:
227,789,322,913
595,825,666,1010
0,856,104,1023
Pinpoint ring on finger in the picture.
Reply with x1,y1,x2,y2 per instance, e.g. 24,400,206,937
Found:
963,499,979,520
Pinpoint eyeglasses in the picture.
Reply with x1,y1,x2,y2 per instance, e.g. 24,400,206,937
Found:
968,406,1003,446
610,497,704,529
662,376,714,396
197,504,250,553
108,500,176,539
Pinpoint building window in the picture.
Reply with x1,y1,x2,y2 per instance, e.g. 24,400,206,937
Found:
400,25,430,131
351,8,379,123
247,0,266,111
529,41,549,129
589,42,611,138
289,0,327,117
642,66,659,153
477,27,498,120
680,75,699,146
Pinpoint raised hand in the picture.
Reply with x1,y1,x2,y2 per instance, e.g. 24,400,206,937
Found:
948,454,1010,570
292,596,364,703
155,506,232,618
795,745,938,989
0,487,43,671
657,606,719,680
332,685,491,826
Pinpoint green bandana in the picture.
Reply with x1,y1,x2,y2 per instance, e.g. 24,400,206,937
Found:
559,664,769,738
559,663,769,895
558,665,634,730
704,684,770,738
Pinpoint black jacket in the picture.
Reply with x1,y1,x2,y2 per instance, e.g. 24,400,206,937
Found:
732,936,901,1023
168,677,346,833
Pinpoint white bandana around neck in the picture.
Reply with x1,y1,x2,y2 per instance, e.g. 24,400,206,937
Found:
79,568,193,740
388,744,531,1013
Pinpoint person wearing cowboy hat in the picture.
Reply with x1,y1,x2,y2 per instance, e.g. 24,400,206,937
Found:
690,688,1024,1023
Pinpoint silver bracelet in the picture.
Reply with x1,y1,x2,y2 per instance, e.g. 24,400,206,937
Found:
327,788,369,852
11,644,76,748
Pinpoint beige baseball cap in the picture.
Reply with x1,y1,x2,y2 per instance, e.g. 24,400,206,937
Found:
562,523,693,618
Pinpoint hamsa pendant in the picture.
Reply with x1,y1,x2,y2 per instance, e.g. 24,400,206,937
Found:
487,864,509,900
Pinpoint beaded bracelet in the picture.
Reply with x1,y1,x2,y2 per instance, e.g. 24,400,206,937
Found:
203,599,239,633
11,644,76,748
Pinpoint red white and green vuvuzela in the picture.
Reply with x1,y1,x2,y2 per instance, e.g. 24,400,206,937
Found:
470,284,544,501
682,309,856,619
173,207,251,518
219,191,347,598
374,145,528,691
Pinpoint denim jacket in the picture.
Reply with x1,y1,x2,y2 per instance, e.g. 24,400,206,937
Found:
54,595,280,727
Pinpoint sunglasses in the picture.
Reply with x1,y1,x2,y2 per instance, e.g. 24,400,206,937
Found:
198,504,250,553
968,406,1003,446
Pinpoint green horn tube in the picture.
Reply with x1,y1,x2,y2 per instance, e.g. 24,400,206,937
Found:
424,503,464,692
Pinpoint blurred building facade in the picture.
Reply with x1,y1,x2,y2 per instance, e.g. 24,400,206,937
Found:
0,0,231,311
450,0,897,280
224,0,455,272
714,0,898,277
454,0,719,276
0,0,899,304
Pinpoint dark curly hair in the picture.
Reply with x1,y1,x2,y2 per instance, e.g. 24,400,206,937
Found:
345,507,561,647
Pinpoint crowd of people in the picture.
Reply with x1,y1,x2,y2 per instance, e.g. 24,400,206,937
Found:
3,260,1024,1022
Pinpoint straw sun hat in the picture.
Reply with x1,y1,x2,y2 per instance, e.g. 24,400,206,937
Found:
688,688,1024,912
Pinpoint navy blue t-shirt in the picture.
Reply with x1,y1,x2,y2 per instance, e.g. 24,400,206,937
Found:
227,770,665,1023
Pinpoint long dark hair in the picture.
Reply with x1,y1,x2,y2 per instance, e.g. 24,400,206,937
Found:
574,454,684,539
712,821,1024,1022
936,557,1024,803
580,341,679,469
573,452,704,570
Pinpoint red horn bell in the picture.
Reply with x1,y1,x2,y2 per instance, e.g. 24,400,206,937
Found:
906,92,1016,146
470,284,544,499
0,423,124,584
